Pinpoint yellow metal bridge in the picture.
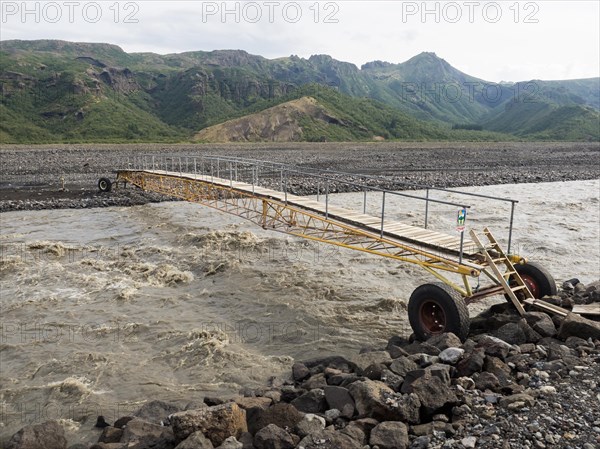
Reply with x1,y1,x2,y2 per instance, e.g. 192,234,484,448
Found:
105,155,580,340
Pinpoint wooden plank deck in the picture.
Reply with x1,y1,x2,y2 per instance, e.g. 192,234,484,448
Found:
144,170,480,257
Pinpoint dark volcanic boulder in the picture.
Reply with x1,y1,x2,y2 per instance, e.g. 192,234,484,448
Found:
369,421,409,449
558,312,600,340
246,403,304,435
6,420,67,449
297,429,363,449
171,403,247,446
254,424,295,449
134,400,182,424
407,373,458,415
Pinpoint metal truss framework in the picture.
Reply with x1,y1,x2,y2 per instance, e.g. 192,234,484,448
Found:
117,170,482,289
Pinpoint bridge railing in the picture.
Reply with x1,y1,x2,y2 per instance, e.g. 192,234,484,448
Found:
122,154,519,257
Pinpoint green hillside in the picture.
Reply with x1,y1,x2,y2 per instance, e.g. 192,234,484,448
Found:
0,40,598,143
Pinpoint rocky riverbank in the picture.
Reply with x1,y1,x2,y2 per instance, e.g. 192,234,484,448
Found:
5,282,600,449
1,142,599,212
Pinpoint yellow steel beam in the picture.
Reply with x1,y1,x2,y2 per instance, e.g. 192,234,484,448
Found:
117,170,480,283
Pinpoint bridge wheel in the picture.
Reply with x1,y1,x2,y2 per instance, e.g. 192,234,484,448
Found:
98,177,112,192
408,282,470,341
507,262,557,299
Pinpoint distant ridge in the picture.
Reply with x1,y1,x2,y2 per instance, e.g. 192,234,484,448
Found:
1,40,598,143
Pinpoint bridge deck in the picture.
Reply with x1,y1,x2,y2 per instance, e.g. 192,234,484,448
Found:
144,170,480,258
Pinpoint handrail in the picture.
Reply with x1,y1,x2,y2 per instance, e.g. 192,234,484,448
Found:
121,153,520,256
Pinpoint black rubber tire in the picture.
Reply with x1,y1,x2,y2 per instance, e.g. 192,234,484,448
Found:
98,177,112,193
408,282,470,342
507,261,557,299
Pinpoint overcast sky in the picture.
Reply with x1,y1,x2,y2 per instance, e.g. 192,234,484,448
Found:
1,1,599,82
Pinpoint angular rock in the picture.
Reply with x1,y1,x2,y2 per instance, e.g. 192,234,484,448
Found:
369,421,409,449
301,355,357,373
474,372,501,392
301,373,327,390
237,432,253,449
113,416,134,429
121,417,175,448
425,363,453,385
216,436,244,449
402,364,452,394
426,333,462,351
547,342,572,361
351,351,392,373
456,349,485,377
400,369,426,393
233,396,272,411
483,356,512,387
363,362,385,380
290,389,326,413
346,418,380,439
518,318,543,343
134,400,181,425
98,427,123,444
461,436,477,448
324,386,355,418
496,322,528,345
438,347,464,364
174,431,214,449
387,335,410,349
297,429,363,449
95,417,111,428
254,424,295,449
348,379,419,422
407,373,458,415
246,403,304,436
403,342,440,356
349,379,395,419
388,345,410,359
279,386,304,403
476,335,513,359
408,353,439,368
294,414,326,438
389,357,419,377
390,393,421,424
292,362,310,382
524,312,557,337
339,425,366,445
558,312,600,340
171,403,247,446
6,420,67,449
498,393,535,408
564,336,594,349
326,372,357,387
380,368,404,391
410,421,454,437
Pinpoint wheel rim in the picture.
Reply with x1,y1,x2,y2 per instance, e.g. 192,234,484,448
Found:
418,299,447,334
521,274,540,298
99,180,107,190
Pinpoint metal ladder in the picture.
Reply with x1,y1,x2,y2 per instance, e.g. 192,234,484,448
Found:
470,227,531,315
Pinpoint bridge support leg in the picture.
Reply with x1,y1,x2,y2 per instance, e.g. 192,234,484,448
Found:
262,200,268,229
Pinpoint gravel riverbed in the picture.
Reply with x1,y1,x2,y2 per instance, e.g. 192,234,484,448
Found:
1,142,599,212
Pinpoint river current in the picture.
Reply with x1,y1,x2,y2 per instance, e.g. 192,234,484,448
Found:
1,179,598,445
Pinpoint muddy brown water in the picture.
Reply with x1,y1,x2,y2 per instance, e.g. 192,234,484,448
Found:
0,179,598,445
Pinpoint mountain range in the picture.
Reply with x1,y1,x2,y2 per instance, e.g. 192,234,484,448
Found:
1,39,598,143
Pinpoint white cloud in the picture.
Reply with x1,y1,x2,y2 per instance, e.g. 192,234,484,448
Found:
0,0,598,81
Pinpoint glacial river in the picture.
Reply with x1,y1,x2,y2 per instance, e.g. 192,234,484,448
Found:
1,179,598,445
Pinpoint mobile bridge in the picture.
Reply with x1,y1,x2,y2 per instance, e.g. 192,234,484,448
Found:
99,154,586,340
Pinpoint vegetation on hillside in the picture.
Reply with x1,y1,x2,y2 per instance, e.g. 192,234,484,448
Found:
0,40,598,143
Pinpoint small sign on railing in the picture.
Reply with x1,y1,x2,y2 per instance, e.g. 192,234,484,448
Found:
456,208,467,232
